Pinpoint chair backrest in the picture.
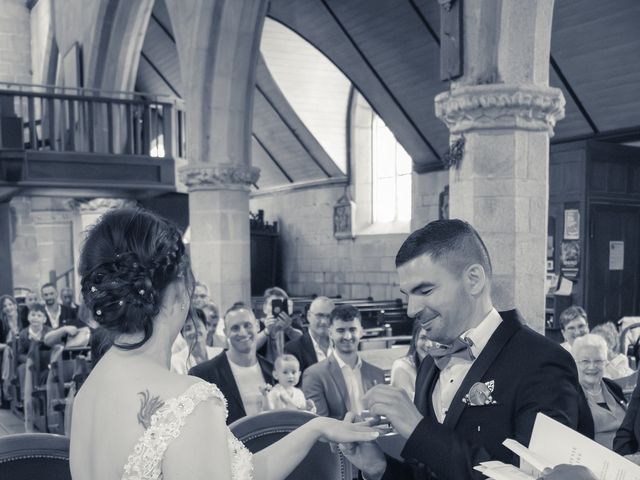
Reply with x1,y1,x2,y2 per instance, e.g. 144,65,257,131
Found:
229,410,352,480
0,433,71,480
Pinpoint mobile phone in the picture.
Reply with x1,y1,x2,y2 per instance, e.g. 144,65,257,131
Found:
270,298,286,316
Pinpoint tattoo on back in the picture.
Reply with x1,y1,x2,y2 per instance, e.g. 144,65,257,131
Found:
137,390,165,429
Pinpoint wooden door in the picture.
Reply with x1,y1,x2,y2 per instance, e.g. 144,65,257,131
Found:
587,204,640,326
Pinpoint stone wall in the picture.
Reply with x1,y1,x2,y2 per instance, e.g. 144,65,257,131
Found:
249,169,447,299
0,0,31,84
10,196,74,293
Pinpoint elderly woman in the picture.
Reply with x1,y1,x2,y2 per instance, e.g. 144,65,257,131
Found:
572,334,627,449
390,320,432,400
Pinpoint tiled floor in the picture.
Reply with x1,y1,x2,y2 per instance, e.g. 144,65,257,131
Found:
0,409,25,436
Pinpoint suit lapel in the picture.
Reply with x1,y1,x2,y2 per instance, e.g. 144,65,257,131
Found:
361,362,381,391
443,313,520,428
328,355,350,411
220,352,246,416
302,332,318,365
415,356,439,417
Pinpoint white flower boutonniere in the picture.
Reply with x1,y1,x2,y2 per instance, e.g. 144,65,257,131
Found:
462,380,496,406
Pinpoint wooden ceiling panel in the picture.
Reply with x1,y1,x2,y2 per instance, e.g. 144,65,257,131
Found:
268,0,442,169
549,68,593,140
253,91,331,184
251,137,291,188
326,0,449,160
552,0,640,135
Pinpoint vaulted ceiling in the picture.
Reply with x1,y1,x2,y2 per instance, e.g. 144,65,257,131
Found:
135,0,640,190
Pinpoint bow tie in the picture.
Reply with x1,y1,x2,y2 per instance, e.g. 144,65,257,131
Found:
427,336,476,370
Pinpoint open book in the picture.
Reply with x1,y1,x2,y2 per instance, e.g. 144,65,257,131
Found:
475,413,640,480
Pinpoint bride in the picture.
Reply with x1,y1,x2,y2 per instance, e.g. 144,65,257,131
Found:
69,208,380,479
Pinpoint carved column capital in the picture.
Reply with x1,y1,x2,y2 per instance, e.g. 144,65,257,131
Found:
72,198,138,214
435,84,565,136
179,164,261,191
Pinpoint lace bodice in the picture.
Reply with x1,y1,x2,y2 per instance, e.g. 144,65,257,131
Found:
122,382,253,479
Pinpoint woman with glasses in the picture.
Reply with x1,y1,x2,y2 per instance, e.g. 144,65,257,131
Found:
572,334,627,449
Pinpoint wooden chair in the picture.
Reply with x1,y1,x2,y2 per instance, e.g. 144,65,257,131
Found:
230,410,352,480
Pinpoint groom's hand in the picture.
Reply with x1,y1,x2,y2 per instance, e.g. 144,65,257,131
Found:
362,385,423,439
337,412,386,480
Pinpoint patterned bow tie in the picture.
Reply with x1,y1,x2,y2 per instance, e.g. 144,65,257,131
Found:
427,336,476,370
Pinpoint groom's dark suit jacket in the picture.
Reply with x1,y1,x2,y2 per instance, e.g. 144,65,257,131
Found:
382,310,594,480
188,351,274,425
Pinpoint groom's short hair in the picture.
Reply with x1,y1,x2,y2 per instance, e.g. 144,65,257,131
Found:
395,219,492,277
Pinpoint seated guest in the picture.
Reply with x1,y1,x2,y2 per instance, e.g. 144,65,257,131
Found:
256,287,303,362
302,304,385,419
1,295,21,350
592,322,634,379
390,320,432,400
18,290,39,328
189,303,274,424
1,295,21,405
264,354,315,412
559,305,589,353
171,310,222,374
60,287,79,314
285,296,335,376
41,283,78,329
202,301,226,348
573,334,627,449
615,377,640,464
192,281,211,310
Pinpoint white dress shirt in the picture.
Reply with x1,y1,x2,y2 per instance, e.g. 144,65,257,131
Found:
334,352,366,415
228,359,268,416
432,308,502,423
309,332,333,362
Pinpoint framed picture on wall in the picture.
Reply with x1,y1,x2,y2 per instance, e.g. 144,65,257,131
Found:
563,209,580,240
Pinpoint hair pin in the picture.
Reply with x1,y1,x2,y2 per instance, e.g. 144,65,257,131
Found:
139,289,145,296
91,286,97,293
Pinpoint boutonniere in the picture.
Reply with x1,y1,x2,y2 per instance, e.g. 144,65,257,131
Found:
462,380,496,406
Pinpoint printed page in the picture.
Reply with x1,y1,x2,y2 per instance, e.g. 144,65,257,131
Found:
474,461,537,480
528,413,640,480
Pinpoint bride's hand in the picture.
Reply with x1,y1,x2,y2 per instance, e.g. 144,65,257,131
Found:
310,416,380,444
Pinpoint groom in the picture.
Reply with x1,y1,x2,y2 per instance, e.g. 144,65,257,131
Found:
343,219,593,480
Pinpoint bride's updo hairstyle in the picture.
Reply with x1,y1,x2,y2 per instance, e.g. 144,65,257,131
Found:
79,208,192,350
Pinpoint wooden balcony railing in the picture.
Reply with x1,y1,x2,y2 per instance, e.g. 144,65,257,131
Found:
0,82,186,159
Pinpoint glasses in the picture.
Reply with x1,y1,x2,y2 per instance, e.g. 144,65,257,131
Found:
577,359,606,367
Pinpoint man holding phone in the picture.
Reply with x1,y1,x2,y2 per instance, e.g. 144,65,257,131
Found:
256,287,303,362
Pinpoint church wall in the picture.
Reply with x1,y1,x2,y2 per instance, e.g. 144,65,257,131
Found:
0,0,31,84
9,196,74,293
250,169,446,300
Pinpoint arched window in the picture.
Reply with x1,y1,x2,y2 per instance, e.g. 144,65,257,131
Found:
371,115,412,224
351,91,412,235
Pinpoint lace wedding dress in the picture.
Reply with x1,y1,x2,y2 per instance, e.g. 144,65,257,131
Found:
122,382,254,479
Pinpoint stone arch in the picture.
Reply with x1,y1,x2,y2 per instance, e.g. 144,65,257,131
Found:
84,0,155,92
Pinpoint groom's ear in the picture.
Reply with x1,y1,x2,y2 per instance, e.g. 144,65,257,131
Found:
463,264,487,296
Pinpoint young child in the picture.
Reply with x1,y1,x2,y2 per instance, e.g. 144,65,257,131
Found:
264,354,315,412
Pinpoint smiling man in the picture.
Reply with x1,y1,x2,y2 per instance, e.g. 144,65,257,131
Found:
189,303,274,424
302,304,385,419
285,296,335,377
341,219,594,480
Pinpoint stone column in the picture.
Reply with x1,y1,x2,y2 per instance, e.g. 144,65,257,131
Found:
71,198,138,296
434,0,564,332
166,0,267,311
181,165,259,311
